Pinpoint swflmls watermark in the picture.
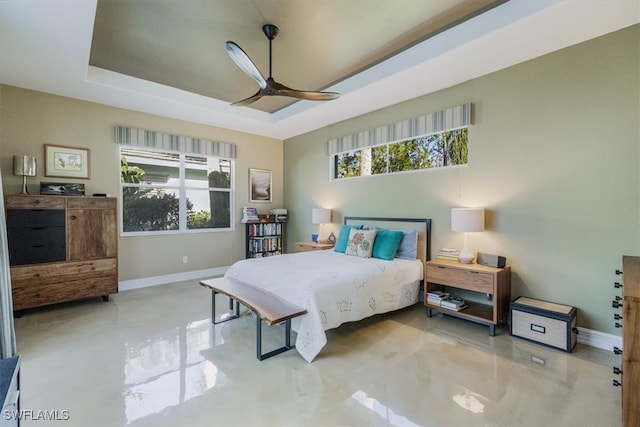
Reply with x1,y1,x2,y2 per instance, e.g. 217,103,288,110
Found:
3,409,70,421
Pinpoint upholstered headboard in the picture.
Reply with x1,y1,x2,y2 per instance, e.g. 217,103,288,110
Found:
344,216,431,262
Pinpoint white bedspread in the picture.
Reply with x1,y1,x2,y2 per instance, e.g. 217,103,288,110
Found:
224,250,423,362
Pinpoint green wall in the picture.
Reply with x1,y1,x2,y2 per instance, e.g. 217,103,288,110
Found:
283,25,640,335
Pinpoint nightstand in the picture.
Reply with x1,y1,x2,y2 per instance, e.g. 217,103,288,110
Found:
425,259,511,336
295,241,335,252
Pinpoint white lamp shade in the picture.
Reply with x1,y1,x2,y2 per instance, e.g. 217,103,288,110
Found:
451,208,484,232
312,208,331,224
13,155,36,177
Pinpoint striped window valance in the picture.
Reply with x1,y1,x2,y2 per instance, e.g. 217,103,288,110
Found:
115,125,237,159
326,103,472,155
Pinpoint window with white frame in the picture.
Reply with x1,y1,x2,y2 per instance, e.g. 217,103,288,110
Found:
120,147,233,234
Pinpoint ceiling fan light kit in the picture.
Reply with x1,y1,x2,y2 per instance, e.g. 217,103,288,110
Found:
226,24,340,106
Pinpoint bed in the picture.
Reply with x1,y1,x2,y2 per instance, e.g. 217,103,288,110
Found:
224,217,431,362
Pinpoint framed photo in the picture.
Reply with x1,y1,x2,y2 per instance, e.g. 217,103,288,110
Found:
45,144,91,179
249,168,272,202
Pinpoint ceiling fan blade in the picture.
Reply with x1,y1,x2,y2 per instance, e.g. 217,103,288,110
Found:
268,78,340,101
277,89,341,101
230,88,265,106
225,41,267,90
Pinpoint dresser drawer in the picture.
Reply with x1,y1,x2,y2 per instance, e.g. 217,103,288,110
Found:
12,275,117,310
5,195,65,209
10,258,117,288
6,208,65,227
67,197,116,209
7,226,66,266
427,265,494,294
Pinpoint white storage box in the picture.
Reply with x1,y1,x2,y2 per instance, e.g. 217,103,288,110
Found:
510,297,577,353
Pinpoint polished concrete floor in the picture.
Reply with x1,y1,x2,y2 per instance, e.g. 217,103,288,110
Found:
14,280,621,427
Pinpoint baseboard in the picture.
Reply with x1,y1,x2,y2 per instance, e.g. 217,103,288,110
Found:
577,326,621,351
118,266,229,292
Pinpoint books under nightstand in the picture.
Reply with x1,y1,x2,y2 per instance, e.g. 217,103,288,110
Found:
426,291,468,312
440,297,469,311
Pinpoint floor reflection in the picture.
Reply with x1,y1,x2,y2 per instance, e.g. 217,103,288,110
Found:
350,390,421,427
123,319,223,423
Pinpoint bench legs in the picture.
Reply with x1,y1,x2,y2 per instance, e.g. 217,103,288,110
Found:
257,316,293,361
211,291,240,324
209,290,294,361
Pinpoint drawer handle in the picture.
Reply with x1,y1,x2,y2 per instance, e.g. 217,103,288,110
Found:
530,324,546,334
70,215,77,220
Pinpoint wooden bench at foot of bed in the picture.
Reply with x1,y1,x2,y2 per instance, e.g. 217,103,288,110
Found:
199,277,307,361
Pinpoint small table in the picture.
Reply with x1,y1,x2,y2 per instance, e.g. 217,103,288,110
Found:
295,241,335,252
425,259,511,336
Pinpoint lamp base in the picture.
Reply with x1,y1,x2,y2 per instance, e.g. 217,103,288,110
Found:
458,233,475,264
19,175,29,195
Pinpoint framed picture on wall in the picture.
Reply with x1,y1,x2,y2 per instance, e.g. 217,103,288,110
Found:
249,168,272,202
44,144,91,179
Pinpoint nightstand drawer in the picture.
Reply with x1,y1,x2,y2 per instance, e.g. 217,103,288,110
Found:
427,265,494,294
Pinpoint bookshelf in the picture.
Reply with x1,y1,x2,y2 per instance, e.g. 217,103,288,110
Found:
245,215,285,258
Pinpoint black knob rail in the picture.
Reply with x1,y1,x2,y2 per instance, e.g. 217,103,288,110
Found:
614,366,623,375
614,282,623,288
615,269,623,275
615,322,623,328
614,346,622,355
615,313,623,320
613,300,622,309
613,379,622,387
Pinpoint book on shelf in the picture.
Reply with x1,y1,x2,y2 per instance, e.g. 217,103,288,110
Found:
437,255,459,261
269,208,288,222
440,297,468,311
440,303,469,312
436,248,459,261
241,207,259,223
427,290,450,304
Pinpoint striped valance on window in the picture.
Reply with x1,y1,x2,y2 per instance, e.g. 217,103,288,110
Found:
115,125,237,159
326,103,472,155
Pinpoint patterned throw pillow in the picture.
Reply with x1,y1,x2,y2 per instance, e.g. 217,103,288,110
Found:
345,228,377,258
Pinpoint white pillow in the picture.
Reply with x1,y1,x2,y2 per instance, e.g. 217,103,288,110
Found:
345,228,377,258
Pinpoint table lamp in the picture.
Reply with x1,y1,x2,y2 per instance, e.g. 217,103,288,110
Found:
312,208,331,242
451,207,484,264
13,155,37,194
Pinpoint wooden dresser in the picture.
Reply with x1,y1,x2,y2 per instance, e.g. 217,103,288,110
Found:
5,195,118,313
619,256,640,426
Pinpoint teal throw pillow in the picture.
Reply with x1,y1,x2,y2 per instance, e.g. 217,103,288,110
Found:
372,228,404,260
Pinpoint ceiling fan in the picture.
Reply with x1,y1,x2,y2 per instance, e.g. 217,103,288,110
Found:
226,24,340,106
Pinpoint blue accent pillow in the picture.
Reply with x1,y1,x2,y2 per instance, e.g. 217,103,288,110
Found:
334,225,363,253
372,228,404,260
395,229,418,259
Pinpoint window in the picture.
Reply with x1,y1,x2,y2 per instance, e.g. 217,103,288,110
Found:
120,147,233,234
334,128,468,179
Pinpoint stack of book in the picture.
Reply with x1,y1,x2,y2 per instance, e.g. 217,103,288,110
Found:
440,297,468,311
269,208,288,222
436,248,460,261
241,207,259,223
427,290,450,305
